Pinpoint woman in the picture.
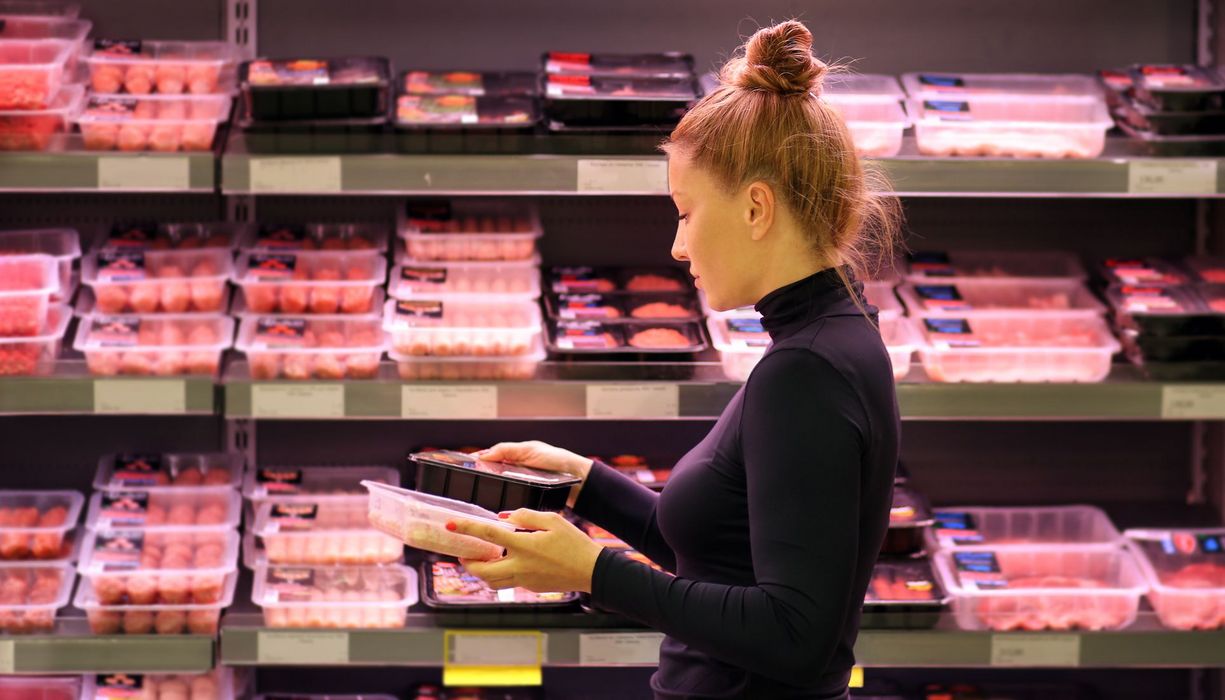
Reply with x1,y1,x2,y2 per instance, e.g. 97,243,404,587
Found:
448,19,901,700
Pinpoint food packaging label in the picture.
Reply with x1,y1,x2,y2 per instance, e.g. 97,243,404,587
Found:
249,253,297,280
406,70,487,95
112,453,165,485
396,95,480,125
557,320,618,349
268,502,318,531
924,318,980,348
954,551,1008,590
925,99,973,121
559,294,615,319
97,250,146,281
254,318,309,348
395,299,444,319
93,39,142,56
94,531,144,571
265,566,316,603
726,317,769,348
1140,64,1213,89
935,511,984,546
90,317,142,347
917,74,966,90
248,59,330,86
99,492,150,527
552,267,605,293
257,468,304,495
916,284,971,311
1119,286,1185,314
1161,532,1225,556
909,251,955,277
84,95,139,121
93,673,145,699
401,266,447,284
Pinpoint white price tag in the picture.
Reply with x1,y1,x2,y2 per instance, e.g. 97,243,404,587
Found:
94,379,187,414
447,631,543,666
1162,385,1225,419
579,632,663,665
252,384,345,418
1128,160,1217,195
990,634,1080,667
0,639,14,673
98,156,191,190
586,383,679,418
577,159,668,193
250,157,342,193
257,631,349,664
401,385,498,419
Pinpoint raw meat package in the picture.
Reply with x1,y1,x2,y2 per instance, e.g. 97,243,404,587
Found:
78,527,239,605
543,74,698,127
545,292,699,322
1095,257,1189,287
0,15,90,52
76,93,232,152
244,465,399,503
390,334,545,381
916,314,1120,383
548,266,691,294
543,52,695,79
0,82,82,150
82,668,233,700
235,106,388,155
860,557,948,630
1110,94,1225,136
907,94,1112,158
1106,285,1225,337
394,94,539,154
0,253,58,336
363,480,512,560
0,39,73,109
822,94,908,158
422,559,578,609
936,546,1146,631
931,505,1123,550
0,561,73,632
99,222,245,251
0,676,82,700
881,484,933,556
399,200,542,262
237,222,387,254
235,251,386,315
0,228,78,296
1116,121,1225,157
901,72,1103,98
548,319,707,356
1126,528,1225,630
252,563,417,629
383,298,541,357
75,314,232,376
86,40,237,96
0,302,69,375
1186,257,1225,284
402,70,537,96
82,248,231,314
706,315,768,382
1129,64,1225,112
93,452,241,492
85,490,241,531
880,315,920,381
74,566,237,635
824,73,905,99
0,490,83,560
410,449,582,513
253,496,402,565
236,315,385,380
390,257,541,301
240,57,391,121
899,279,1105,318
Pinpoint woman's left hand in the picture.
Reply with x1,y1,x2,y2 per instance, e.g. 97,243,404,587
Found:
451,509,603,594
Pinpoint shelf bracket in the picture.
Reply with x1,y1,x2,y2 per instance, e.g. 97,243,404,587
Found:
226,418,257,476
227,194,257,224
225,0,258,61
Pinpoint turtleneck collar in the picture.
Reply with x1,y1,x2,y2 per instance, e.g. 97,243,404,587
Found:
753,266,869,343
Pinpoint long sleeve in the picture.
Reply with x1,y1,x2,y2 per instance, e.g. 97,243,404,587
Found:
589,349,869,686
572,459,678,572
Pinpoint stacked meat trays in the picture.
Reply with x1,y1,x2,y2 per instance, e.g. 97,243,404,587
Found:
901,72,1112,159
821,73,909,158
0,228,79,376
864,478,947,629
0,487,82,633
393,69,539,154
242,464,418,629
0,3,90,151
75,452,242,634
386,199,545,380
900,250,1120,383
76,224,237,377
233,223,388,380
1102,64,1225,156
1098,257,1225,380
82,667,238,700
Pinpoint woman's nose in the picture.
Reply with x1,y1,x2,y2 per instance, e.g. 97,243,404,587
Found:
671,227,688,262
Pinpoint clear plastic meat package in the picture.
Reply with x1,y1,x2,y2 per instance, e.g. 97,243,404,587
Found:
363,480,512,561
252,496,403,565
252,563,417,629
74,314,234,377
236,315,385,380
1126,528,1225,630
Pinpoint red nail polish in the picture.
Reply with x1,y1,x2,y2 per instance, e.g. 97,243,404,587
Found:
445,522,457,531
498,513,509,519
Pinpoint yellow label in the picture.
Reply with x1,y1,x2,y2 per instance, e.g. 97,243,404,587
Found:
443,630,543,687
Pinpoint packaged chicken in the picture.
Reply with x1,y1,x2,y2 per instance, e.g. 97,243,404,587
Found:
78,527,238,608
824,73,905,99
383,298,541,357
0,16,90,65
237,223,387,254
0,39,73,109
85,490,241,531
75,314,232,376
0,229,79,297
1127,528,1225,630
1105,285,1225,337
917,315,1120,383
861,557,948,629
363,481,512,560
0,676,82,700
410,449,582,513
823,94,908,157
422,559,578,610
0,253,58,336
0,302,68,375
390,334,545,381
402,70,537,97
936,546,1145,631
74,566,237,635
252,563,416,629
399,200,542,262
548,266,690,294
543,74,698,128
98,222,245,251
902,72,1103,98
240,56,391,121
76,93,231,152
252,497,403,566
881,484,934,556
931,505,1124,550
236,315,385,380
899,279,1106,319
546,292,699,322
82,248,231,314
908,94,1112,159
243,465,399,503
86,40,237,96
1129,64,1225,112
548,319,706,357
0,82,81,150
543,51,694,79
905,250,1088,283
82,668,234,700
0,561,73,632
393,94,539,154
1110,93,1225,137
880,316,920,381
390,257,541,301
0,490,83,560
236,251,385,315
93,452,241,492
1095,257,1189,287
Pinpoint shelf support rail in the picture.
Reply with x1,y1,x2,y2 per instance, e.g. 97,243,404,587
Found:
225,0,258,61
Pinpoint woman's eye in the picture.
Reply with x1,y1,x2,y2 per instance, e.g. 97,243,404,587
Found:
677,213,689,222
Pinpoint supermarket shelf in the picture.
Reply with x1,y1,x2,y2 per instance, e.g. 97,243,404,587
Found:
1,620,214,673
0,362,217,416
0,138,216,193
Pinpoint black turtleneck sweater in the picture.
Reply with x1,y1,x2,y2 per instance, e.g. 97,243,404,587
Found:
575,268,900,700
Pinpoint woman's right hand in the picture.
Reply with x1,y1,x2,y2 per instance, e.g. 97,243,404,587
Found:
474,441,593,508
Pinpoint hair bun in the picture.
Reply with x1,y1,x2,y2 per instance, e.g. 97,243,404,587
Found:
730,20,826,96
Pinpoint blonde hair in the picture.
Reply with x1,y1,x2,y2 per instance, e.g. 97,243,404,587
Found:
662,20,901,298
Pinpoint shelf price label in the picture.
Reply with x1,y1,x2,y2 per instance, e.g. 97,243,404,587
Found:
990,634,1080,667
1162,385,1225,419
98,156,191,191
250,157,342,193
444,630,543,686
94,379,187,414
0,639,13,673
256,630,350,664
586,383,679,419
577,159,668,193
401,385,498,419
1128,160,1217,195
252,384,345,418
578,632,663,665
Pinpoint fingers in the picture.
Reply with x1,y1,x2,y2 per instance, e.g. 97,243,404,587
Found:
477,441,530,461
503,508,561,531
462,557,516,589
448,517,516,548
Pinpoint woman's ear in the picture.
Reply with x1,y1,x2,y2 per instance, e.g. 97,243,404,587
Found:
745,180,775,241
